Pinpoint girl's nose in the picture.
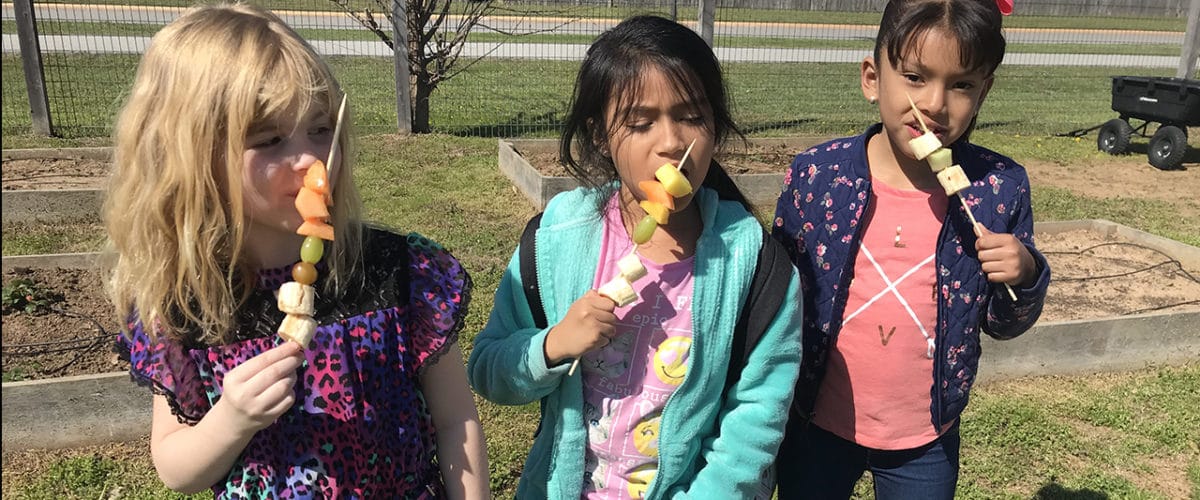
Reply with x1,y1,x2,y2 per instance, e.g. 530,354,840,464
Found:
657,121,687,158
920,87,947,116
291,151,320,174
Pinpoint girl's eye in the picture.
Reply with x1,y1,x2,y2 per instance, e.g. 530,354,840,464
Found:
683,115,706,124
953,81,976,91
250,136,282,149
903,73,922,83
627,122,652,132
309,125,332,136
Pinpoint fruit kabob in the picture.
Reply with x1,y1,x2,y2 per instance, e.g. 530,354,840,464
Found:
276,94,348,347
566,139,698,376
906,94,1018,302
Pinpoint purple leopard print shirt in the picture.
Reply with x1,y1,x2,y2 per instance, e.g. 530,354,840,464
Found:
118,229,471,499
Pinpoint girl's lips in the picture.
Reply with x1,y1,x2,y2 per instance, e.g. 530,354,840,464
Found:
907,122,946,139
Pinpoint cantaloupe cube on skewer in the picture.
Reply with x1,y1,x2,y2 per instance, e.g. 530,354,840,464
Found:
304,161,329,193
637,180,675,210
298,218,335,241
295,187,330,221
304,160,334,206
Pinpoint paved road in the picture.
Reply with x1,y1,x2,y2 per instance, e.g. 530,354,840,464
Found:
2,33,1182,68
2,3,1186,45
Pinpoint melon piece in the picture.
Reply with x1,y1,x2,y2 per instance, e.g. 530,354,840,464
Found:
297,218,335,241
295,187,330,221
654,164,692,197
926,148,954,172
909,132,942,160
304,161,329,194
640,201,670,225
304,160,334,206
936,165,971,196
637,180,675,210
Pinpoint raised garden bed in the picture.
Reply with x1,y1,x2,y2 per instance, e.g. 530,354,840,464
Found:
498,137,829,209
2,150,109,224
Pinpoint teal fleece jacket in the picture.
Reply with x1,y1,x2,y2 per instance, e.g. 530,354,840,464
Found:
468,186,803,499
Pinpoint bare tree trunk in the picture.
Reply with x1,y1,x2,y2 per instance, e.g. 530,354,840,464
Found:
412,70,434,134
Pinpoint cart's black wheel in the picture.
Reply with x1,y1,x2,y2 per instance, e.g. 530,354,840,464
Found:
1097,118,1133,155
1148,125,1187,170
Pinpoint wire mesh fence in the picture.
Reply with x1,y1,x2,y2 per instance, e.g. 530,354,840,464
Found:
1,0,1194,139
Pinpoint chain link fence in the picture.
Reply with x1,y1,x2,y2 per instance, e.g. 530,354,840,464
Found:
2,0,1194,138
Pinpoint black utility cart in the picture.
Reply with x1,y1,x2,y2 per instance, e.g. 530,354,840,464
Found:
1096,76,1199,170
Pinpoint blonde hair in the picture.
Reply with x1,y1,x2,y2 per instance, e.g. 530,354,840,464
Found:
104,2,363,345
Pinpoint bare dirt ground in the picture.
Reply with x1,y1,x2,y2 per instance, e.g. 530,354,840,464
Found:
2,151,1198,381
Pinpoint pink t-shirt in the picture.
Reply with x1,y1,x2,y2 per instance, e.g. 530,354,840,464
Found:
580,200,695,499
811,177,950,450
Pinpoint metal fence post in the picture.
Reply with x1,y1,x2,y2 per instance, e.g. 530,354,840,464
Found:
1179,0,1200,79
698,0,716,47
13,0,53,136
393,0,413,135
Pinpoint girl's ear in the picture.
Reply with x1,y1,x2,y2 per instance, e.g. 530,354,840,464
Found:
861,56,880,104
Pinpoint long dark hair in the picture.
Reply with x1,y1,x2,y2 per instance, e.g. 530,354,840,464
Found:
876,0,1006,139
559,15,751,212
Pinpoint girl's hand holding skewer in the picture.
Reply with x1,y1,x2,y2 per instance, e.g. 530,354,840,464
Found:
544,291,618,367
213,342,304,435
975,224,1038,289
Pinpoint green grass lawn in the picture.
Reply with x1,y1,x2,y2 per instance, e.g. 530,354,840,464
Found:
2,132,1197,497
6,19,1184,56
2,53,1176,139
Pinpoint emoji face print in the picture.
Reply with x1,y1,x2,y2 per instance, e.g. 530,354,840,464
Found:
653,336,690,385
632,413,662,457
626,463,658,499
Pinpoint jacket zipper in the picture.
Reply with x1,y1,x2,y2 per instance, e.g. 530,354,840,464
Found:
931,198,956,428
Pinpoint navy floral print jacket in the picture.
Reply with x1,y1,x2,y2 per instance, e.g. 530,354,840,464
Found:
771,124,1050,429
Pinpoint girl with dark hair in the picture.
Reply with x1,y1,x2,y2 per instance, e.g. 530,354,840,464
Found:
470,15,802,499
772,0,1048,498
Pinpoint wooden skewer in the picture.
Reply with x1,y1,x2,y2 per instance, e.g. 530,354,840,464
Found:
677,138,697,171
325,93,349,193
959,195,1019,301
906,92,931,134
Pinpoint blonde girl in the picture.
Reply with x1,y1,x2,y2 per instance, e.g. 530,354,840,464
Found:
106,4,489,497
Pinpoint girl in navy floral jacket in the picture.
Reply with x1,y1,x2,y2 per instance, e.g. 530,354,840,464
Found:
771,0,1049,498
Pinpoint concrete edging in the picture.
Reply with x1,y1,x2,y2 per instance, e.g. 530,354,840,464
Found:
1,372,150,452
2,147,111,224
2,189,104,224
2,220,1198,452
2,147,112,161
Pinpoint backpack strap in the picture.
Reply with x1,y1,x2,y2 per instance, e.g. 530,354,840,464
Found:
723,229,794,397
519,213,548,329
